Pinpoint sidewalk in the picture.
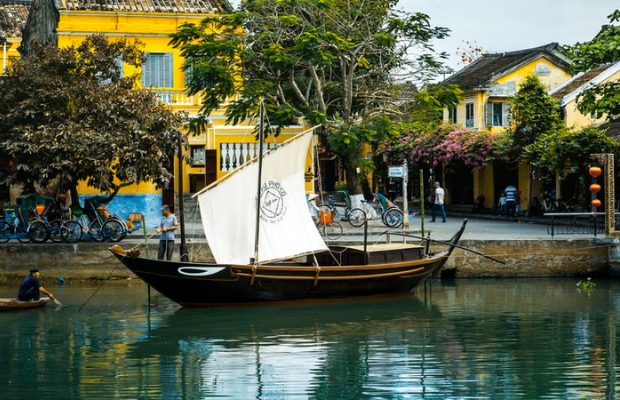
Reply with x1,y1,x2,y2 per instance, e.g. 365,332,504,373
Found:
169,211,593,245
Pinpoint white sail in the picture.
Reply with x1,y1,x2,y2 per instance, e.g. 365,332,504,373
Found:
198,130,328,264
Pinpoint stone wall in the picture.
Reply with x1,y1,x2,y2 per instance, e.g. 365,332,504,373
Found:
0,239,611,281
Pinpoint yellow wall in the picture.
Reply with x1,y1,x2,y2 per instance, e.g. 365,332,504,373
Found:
562,69,620,128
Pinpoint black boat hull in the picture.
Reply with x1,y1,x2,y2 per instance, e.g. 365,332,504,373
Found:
110,220,467,306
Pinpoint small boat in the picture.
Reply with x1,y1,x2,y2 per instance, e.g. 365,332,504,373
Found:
110,102,466,306
0,297,50,310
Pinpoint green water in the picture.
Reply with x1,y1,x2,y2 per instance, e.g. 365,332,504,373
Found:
0,278,618,399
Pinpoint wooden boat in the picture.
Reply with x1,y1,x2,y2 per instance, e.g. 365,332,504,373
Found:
109,102,466,306
0,297,49,310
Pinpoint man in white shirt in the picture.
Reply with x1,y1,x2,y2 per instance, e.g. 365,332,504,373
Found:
431,182,447,223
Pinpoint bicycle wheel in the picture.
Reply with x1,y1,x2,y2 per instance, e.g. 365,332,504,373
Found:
102,219,126,242
48,219,63,242
323,220,343,240
16,224,30,243
28,220,50,243
348,207,366,227
383,208,404,228
61,220,83,243
89,219,103,242
0,220,11,243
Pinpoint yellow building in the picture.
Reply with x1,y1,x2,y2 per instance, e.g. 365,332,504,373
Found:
0,0,311,224
442,43,573,211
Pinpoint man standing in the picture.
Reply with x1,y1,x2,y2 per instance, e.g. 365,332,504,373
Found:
431,182,447,223
18,269,55,301
505,185,518,217
157,205,178,261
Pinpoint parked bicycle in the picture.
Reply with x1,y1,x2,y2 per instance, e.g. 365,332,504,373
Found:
348,193,404,228
314,206,343,240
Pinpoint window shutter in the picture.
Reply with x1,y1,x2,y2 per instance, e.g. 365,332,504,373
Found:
485,103,493,126
502,102,510,127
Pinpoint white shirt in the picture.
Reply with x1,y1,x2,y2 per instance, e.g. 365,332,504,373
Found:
435,187,445,205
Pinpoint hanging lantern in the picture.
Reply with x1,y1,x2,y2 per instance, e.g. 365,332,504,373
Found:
589,183,601,193
591,199,602,208
589,166,602,178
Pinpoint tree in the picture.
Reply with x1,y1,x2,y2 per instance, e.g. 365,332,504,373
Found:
169,0,450,198
0,35,186,206
562,9,620,119
525,126,619,188
509,75,563,160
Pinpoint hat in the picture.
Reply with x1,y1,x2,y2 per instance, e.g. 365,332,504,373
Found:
308,194,318,201
434,182,440,186
30,268,39,273
161,205,170,211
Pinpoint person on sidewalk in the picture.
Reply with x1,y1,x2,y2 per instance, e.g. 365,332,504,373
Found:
498,192,507,217
157,205,178,261
505,185,517,217
18,269,55,301
431,182,447,223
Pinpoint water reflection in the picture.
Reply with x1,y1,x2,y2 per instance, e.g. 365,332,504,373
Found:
1,279,619,398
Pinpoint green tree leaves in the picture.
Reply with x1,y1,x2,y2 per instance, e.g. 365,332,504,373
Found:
0,35,185,204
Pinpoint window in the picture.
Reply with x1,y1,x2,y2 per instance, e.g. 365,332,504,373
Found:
185,56,214,89
142,53,173,88
448,107,457,123
485,101,510,127
191,146,206,166
465,102,474,128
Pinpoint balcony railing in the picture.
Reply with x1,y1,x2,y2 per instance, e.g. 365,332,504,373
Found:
151,89,241,107
220,141,277,172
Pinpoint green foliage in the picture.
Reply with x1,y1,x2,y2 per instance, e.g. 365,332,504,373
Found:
509,75,563,160
525,126,620,185
563,9,620,120
0,35,185,203
169,0,451,193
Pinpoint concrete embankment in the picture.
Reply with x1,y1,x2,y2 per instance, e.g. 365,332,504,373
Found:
0,236,612,281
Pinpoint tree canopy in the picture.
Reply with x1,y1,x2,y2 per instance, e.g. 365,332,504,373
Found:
508,75,563,160
525,126,619,186
169,0,451,194
563,9,620,120
0,35,185,206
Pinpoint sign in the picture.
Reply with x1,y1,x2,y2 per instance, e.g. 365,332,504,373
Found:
388,166,404,178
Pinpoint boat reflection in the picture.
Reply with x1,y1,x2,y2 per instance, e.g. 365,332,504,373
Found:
129,293,443,398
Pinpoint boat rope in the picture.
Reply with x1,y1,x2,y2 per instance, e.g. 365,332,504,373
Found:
78,263,119,312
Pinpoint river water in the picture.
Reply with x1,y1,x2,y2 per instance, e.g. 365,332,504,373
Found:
0,278,618,399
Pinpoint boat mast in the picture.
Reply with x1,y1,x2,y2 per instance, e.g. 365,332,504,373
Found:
251,100,265,264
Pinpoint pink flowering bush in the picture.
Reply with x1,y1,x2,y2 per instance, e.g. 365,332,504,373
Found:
377,124,499,171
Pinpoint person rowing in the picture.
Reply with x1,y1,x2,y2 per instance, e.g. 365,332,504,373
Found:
17,268,55,302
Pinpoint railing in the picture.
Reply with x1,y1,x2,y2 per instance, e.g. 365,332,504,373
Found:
545,212,605,238
150,90,241,107
220,142,277,171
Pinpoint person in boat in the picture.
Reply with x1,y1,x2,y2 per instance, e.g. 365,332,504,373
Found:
17,269,55,302
156,204,178,261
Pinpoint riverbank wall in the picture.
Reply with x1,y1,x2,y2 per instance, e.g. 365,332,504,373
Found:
0,238,612,282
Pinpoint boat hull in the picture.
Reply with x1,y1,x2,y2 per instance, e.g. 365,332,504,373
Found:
110,220,467,306
0,297,49,310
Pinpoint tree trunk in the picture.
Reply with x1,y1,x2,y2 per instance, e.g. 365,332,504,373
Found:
18,0,60,56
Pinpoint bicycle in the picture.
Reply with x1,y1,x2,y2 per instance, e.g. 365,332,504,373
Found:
314,206,342,240
348,193,404,228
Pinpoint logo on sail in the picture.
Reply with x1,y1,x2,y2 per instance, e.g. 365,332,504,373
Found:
258,180,287,222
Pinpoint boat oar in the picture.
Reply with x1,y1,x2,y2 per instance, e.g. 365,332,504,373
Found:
400,233,507,265
52,297,64,307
